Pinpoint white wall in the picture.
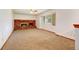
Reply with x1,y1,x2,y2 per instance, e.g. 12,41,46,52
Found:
0,9,13,49
71,10,79,24
55,9,79,39
55,9,75,39
74,28,79,50
38,9,79,39
14,14,36,20
70,10,79,49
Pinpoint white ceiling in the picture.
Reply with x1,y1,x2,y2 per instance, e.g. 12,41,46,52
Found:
13,9,48,15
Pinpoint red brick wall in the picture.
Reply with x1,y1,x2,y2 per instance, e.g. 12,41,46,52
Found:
14,19,36,30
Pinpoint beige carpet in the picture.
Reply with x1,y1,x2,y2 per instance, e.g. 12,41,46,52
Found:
2,29,75,50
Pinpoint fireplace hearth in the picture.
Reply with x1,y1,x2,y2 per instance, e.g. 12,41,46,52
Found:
14,20,36,30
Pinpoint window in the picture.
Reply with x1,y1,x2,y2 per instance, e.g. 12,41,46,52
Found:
46,15,52,23
52,13,56,26
46,13,56,26
42,16,45,24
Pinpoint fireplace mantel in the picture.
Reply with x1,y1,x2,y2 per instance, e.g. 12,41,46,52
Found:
14,19,36,30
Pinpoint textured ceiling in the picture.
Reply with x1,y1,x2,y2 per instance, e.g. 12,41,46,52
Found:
13,9,48,15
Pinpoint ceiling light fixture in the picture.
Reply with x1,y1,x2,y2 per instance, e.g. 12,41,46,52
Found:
30,9,38,15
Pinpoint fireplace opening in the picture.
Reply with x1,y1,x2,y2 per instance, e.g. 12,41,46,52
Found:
21,23,28,28
29,23,33,27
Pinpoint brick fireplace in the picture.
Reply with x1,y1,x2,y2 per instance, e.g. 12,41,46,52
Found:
14,19,36,30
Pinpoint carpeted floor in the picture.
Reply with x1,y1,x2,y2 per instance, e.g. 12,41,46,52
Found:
2,29,75,50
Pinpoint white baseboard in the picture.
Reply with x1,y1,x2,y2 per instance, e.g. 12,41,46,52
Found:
0,38,8,49
55,31,75,40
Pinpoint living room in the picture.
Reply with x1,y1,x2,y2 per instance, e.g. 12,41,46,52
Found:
0,9,79,50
